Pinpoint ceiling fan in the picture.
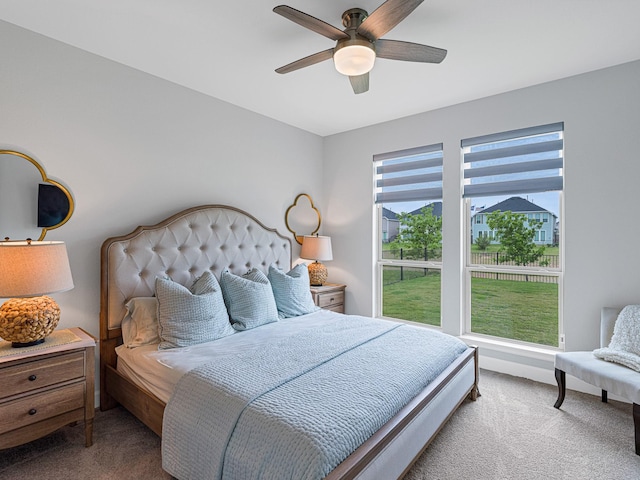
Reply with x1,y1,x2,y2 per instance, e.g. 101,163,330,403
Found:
273,0,447,94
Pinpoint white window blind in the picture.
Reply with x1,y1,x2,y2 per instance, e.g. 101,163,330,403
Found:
463,122,563,198
374,143,443,204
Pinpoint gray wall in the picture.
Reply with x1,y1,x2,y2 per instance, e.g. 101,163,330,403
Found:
323,60,640,386
0,20,324,349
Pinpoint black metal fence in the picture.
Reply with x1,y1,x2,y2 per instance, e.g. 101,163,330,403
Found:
382,249,559,285
469,252,559,268
383,249,559,268
470,271,558,284
382,248,442,262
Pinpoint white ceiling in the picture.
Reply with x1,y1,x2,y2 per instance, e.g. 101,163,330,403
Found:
3,0,640,136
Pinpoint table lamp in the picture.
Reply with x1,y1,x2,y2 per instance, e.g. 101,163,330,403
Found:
0,240,74,347
300,235,333,286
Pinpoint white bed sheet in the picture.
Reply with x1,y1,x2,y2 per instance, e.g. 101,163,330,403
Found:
116,309,363,404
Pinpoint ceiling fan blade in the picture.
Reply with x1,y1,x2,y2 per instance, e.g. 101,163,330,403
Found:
273,5,348,41
275,48,334,74
376,39,447,63
349,73,369,94
357,0,424,41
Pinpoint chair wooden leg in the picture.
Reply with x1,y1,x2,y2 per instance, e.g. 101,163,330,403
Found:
601,390,608,403
634,403,639,456
554,368,566,409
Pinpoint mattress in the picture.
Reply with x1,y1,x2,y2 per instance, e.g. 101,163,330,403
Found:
116,309,360,403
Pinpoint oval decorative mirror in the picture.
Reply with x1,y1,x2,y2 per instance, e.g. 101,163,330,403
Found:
0,150,74,241
285,193,321,245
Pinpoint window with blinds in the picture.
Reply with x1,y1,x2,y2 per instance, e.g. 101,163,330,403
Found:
374,143,444,327
462,122,564,348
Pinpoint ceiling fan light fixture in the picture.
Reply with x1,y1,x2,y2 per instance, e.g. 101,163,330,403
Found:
273,2,446,93
333,42,376,76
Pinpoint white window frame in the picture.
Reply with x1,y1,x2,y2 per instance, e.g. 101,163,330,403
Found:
462,123,565,348
373,143,444,325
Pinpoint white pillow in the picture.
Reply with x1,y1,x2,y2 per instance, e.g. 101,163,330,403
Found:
156,271,235,349
268,263,319,318
123,297,160,348
220,268,279,331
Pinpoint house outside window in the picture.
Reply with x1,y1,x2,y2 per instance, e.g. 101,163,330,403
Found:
374,143,443,327
471,197,556,245
381,207,400,243
463,122,564,347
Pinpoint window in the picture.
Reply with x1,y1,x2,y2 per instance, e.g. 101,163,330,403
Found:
463,122,563,347
374,143,443,326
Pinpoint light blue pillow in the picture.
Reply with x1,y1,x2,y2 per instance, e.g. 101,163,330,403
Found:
220,268,279,331
268,263,320,318
155,271,235,349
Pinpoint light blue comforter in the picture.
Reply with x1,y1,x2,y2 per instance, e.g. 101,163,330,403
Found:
162,312,468,480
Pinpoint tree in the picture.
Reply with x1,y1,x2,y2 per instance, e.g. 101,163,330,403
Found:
475,234,491,251
392,205,442,260
486,210,547,267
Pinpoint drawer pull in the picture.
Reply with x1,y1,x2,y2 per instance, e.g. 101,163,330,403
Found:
28,408,37,416
330,297,335,302
28,375,37,381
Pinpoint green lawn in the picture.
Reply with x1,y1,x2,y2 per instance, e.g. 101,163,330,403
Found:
382,269,559,346
470,277,558,346
383,268,441,326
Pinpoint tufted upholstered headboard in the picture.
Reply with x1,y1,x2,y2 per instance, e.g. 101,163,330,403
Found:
99,205,292,389
100,204,291,332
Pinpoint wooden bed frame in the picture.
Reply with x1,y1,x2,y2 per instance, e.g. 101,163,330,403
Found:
99,204,479,479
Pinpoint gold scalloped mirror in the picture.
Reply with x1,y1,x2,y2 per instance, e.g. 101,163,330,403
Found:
0,150,74,241
285,193,321,245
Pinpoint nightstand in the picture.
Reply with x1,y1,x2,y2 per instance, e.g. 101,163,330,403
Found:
310,283,346,313
0,327,96,450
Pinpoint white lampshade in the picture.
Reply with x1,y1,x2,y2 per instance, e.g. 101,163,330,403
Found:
0,241,74,298
334,44,376,76
300,235,333,262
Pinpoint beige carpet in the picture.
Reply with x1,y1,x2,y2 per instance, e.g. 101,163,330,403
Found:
1,370,638,479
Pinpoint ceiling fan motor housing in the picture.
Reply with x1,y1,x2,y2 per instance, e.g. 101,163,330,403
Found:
333,8,376,76
341,8,368,29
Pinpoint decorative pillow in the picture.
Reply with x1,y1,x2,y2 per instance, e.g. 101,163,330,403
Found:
268,263,319,318
155,271,235,349
593,304,640,372
121,313,135,347
124,297,160,348
220,268,279,331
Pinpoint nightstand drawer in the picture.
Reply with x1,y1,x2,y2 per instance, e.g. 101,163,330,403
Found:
310,284,346,313
317,291,344,309
0,382,85,433
0,351,85,399
322,304,345,313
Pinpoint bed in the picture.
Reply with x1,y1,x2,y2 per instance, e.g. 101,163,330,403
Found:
99,204,479,480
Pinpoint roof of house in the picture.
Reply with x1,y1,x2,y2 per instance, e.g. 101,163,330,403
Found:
475,196,553,215
409,202,443,217
382,207,399,220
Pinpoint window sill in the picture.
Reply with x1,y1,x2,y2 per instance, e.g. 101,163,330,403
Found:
382,318,560,364
459,334,560,362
